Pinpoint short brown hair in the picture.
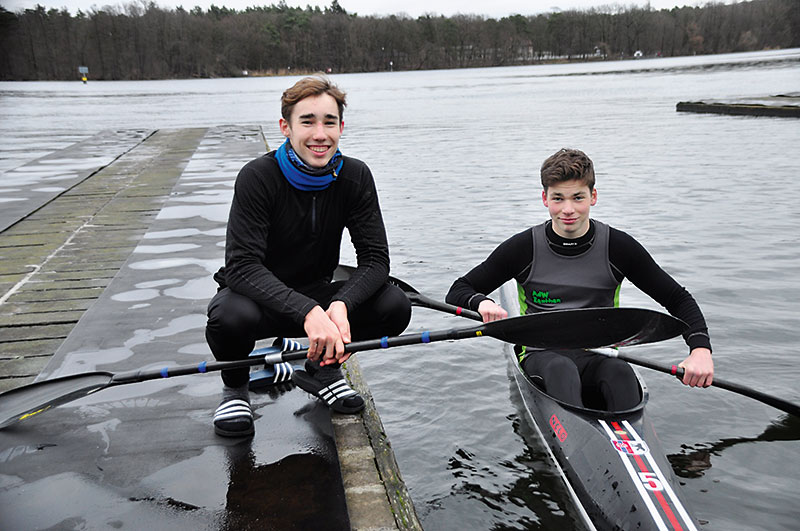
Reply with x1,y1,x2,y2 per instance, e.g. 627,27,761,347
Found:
540,148,595,191
281,75,347,122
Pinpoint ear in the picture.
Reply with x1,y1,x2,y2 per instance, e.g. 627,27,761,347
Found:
590,188,597,206
339,120,344,133
541,189,548,207
279,118,290,138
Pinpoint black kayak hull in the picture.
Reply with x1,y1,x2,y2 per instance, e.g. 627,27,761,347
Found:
509,358,698,530
501,283,698,530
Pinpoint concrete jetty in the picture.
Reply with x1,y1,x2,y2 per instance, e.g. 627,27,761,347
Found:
0,127,421,530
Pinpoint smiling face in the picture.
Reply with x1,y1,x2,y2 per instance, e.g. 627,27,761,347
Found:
542,179,597,238
279,93,343,168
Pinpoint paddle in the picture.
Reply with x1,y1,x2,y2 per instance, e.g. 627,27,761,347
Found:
364,265,800,419
0,307,684,429
593,348,800,418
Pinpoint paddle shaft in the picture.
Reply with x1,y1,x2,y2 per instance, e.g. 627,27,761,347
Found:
406,292,483,321
109,322,488,385
606,350,800,418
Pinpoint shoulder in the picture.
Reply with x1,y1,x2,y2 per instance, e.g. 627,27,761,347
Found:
493,227,533,257
341,155,369,170
339,156,373,182
602,222,636,244
509,227,534,245
237,152,280,183
241,151,279,174
233,153,285,202
605,223,651,257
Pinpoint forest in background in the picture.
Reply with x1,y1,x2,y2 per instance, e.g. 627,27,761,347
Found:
0,0,797,80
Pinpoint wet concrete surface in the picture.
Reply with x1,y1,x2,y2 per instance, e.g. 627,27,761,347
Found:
0,385,347,530
0,129,152,232
0,126,419,530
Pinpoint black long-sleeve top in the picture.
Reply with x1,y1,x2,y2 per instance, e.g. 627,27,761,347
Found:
213,151,390,324
446,221,711,352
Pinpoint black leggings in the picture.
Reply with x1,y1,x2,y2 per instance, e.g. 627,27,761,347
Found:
521,349,640,411
206,281,412,387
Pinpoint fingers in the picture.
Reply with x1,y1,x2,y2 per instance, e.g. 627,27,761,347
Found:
327,301,351,343
307,331,340,362
678,347,714,388
320,338,346,366
687,371,713,388
307,339,326,361
677,364,714,388
305,304,352,365
478,300,508,323
304,305,342,362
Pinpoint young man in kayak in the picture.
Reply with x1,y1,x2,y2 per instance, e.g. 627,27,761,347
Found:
205,75,411,437
446,148,713,410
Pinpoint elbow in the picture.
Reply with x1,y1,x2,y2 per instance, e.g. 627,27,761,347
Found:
444,279,463,305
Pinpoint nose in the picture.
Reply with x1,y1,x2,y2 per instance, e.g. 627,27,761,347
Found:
312,122,326,139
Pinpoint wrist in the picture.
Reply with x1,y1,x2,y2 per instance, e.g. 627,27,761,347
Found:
304,305,325,322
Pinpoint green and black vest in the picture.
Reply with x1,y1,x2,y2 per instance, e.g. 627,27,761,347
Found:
517,220,620,316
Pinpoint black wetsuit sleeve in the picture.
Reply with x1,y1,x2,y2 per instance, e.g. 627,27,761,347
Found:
609,227,712,352
333,164,390,312
223,161,319,323
445,229,533,311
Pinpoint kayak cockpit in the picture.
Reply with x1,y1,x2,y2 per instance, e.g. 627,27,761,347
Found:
516,358,649,418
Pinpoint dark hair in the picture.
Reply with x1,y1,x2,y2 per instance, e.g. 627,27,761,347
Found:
540,148,595,191
281,75,347,121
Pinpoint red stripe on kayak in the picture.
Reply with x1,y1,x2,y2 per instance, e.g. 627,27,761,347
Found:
654,489,683,530
611,421,684,531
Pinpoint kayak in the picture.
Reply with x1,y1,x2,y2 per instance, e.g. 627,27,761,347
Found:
499,282,698,531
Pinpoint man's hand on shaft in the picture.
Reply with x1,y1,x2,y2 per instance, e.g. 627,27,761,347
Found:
478,300,508,323
303,305,345,364
677,347,713,387
325,301,352,365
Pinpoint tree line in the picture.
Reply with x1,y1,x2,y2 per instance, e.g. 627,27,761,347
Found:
0,0,797,80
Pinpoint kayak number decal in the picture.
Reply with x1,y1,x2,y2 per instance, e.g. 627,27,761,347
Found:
638,471,665,492
549,414,568,442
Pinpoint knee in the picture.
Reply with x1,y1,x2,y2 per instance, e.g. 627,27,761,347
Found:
206,290,262,337
597,359,637,387
545,356,580,379
524,353,579,382
355,283,411,337
377,284,412,335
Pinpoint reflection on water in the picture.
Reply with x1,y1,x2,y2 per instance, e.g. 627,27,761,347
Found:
669,414,800,479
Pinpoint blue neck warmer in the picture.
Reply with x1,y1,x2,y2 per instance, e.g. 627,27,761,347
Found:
276,139,344,191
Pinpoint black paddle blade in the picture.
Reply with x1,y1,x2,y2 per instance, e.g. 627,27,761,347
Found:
0,372,113,429
484,307,687,349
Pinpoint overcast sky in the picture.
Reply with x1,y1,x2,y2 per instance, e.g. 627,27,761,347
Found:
1,0,720,18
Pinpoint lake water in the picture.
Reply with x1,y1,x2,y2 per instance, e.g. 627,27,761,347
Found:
1,48,799,530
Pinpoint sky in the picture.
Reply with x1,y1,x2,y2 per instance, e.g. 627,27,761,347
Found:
0,0,718,18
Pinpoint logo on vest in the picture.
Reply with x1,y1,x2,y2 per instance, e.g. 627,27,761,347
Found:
531,289,561,305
